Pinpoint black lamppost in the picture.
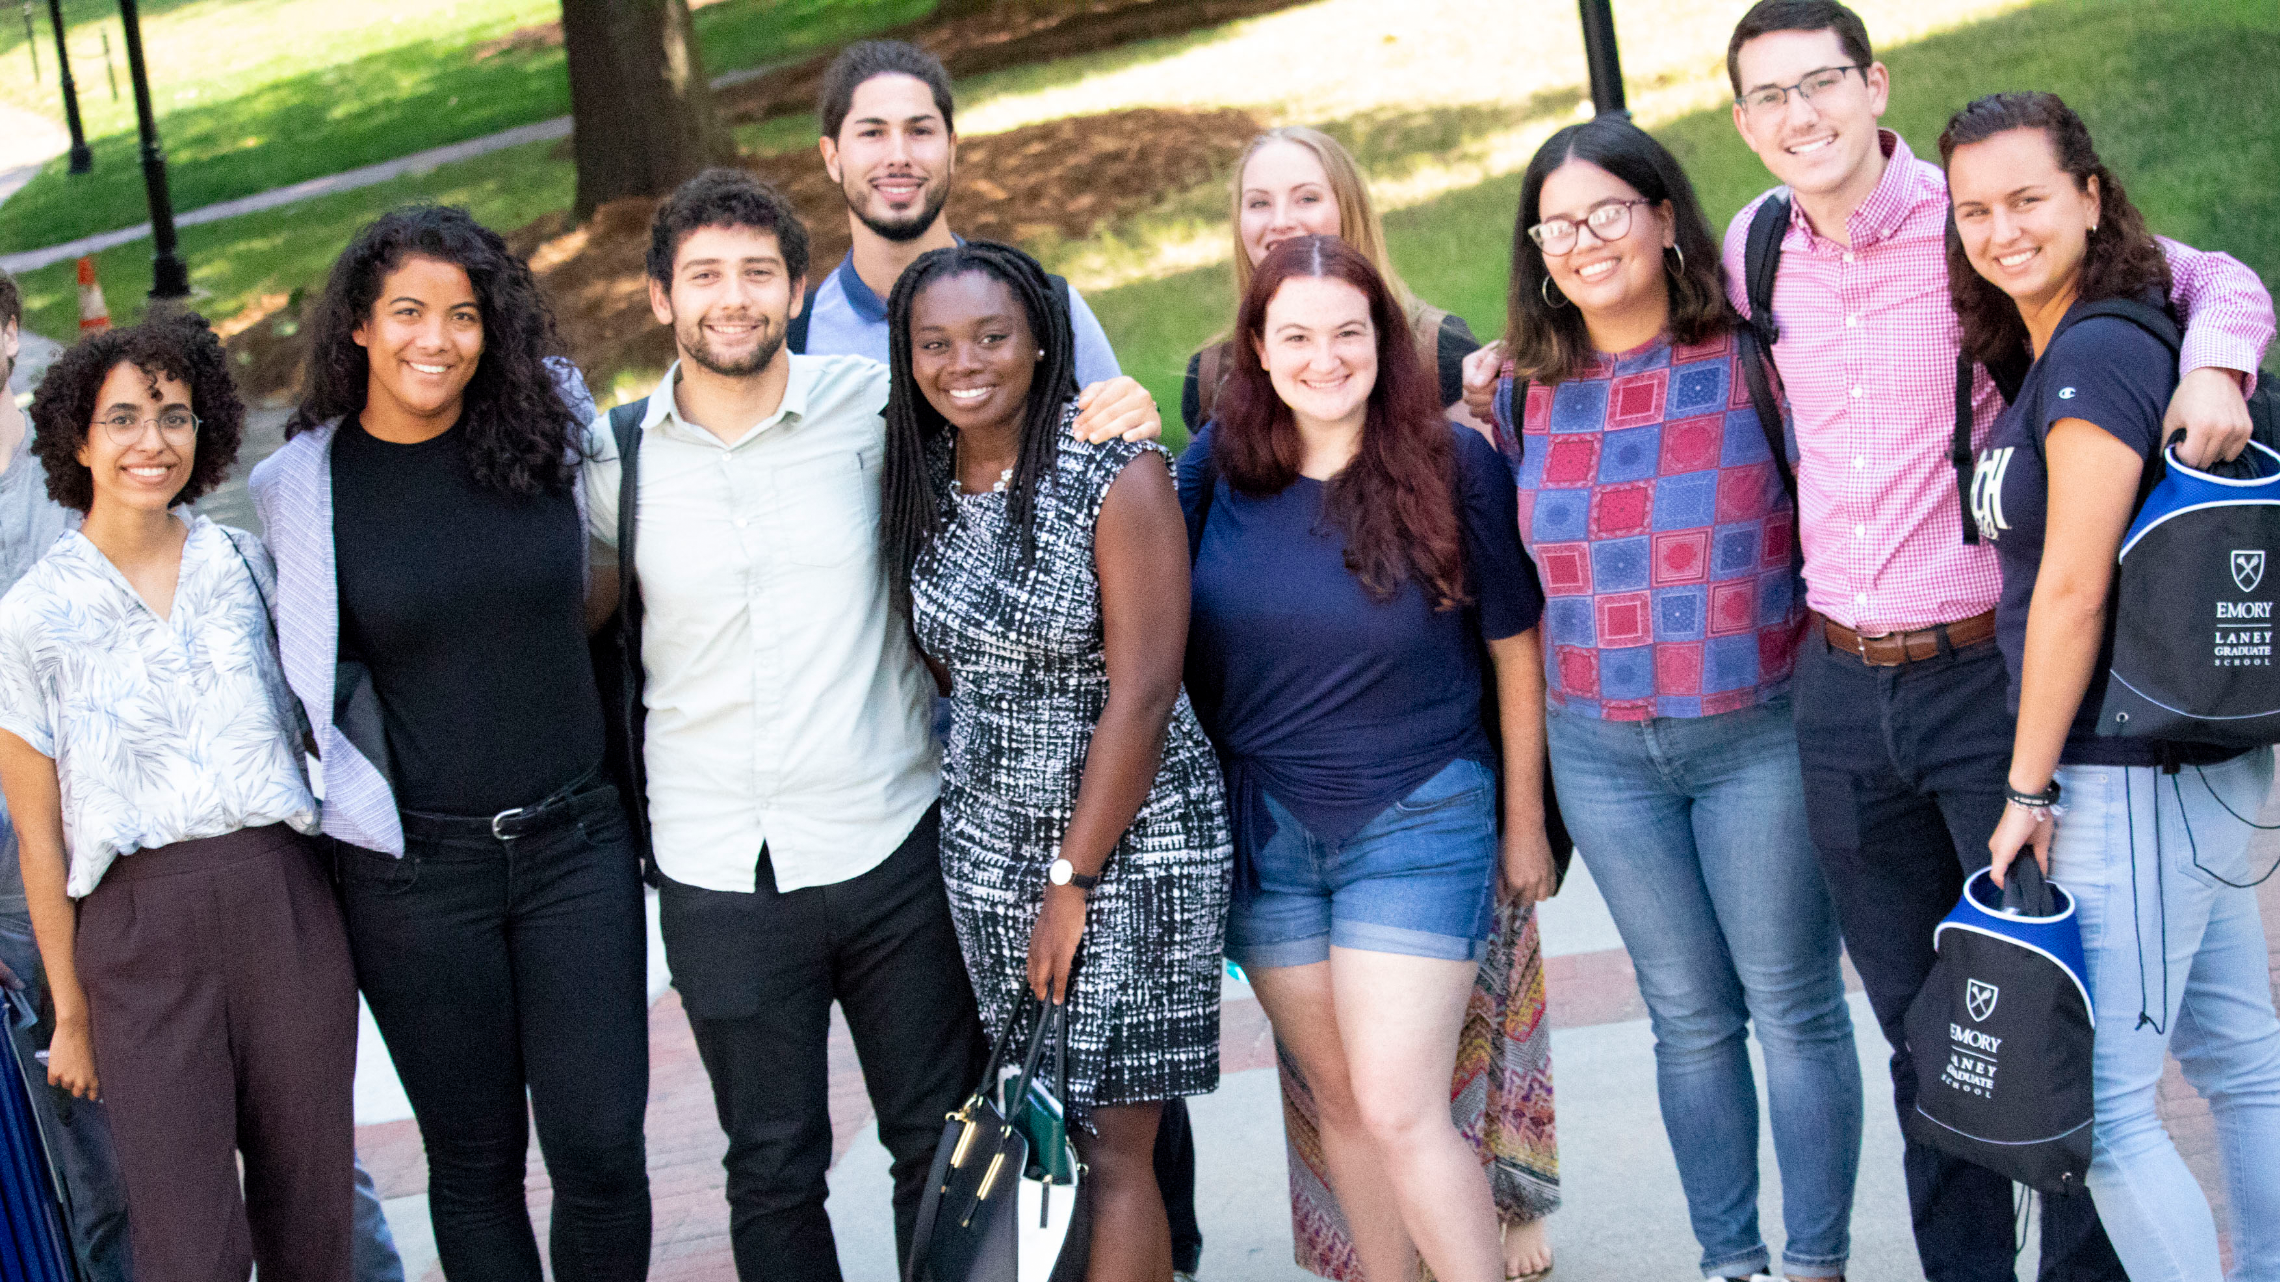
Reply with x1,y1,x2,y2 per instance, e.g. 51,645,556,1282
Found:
46,0,93,173
1578,0,1628,117
114,0,188,301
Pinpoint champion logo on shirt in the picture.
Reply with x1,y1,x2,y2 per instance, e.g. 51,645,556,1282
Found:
2058,387,2077,399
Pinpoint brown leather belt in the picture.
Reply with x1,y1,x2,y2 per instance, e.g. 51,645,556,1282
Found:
1818,610,1997,666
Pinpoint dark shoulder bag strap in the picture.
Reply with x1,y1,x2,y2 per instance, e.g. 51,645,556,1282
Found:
1739,194,1799,505
1742,193,1791,353
608,401,649,846
1195,342,1228,428
785,283,812,356
1953,353,1984,544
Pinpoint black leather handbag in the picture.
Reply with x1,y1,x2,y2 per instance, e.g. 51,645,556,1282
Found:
905,995,1084,1282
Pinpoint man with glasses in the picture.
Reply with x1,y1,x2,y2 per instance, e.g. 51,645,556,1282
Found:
1716,3,2274,1280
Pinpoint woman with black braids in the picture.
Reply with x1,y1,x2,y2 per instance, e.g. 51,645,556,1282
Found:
880,240,1232,1282
249,205,650,1282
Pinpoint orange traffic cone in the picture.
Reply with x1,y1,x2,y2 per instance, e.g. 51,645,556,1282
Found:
77,257,110,335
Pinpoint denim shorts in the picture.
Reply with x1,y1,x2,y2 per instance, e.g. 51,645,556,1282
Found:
1227,756,1499,970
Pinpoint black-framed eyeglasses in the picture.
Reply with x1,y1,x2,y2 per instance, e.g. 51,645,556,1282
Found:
97,411,199,444
1735,65,1868,120
1527,199,1653,256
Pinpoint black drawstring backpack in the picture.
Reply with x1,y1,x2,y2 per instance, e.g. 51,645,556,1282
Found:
1903,860,2096,1196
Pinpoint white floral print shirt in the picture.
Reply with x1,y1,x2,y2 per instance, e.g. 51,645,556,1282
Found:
0,515,318,897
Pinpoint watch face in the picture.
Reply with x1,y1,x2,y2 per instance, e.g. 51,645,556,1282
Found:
1048,859,1071,885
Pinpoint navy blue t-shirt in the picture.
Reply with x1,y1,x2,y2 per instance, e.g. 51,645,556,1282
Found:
1972,301,2219,766
1179,422,1544,844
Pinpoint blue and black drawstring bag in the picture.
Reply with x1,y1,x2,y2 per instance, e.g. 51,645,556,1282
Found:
1904,860,2096,1196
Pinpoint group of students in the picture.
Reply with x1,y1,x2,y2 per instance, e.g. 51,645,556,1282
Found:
0,3,2277,1282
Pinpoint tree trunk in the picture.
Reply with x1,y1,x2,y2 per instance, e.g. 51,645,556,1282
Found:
561,0,726,219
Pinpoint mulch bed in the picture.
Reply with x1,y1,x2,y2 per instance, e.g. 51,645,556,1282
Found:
224,105,1258,402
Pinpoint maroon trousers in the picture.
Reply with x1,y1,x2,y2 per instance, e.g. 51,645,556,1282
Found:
75,824,357,1282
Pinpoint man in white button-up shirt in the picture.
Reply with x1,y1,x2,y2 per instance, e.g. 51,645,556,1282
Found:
586,170,1161,1282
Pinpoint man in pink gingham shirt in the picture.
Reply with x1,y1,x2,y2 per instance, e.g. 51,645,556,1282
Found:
1719,5,2275,1281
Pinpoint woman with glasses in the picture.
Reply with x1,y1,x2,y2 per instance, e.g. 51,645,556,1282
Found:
1183,123,1561,1282
0,313,357,1281
1953,92,2280,1282
1481,116,1863,1282
249,206,651,1281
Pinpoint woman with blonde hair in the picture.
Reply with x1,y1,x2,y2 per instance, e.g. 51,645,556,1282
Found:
1182,124,1562,1282
1180,126,1489,434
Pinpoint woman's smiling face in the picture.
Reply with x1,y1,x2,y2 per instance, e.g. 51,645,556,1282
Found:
1240,140,1343,268
910,269,1039,435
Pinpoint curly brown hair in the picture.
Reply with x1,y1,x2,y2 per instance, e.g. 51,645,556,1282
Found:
29,312,245,513
1938,92,2172,366
1218,235,1467,608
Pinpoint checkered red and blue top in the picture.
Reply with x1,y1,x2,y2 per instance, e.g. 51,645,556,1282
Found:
1493,329,1808,721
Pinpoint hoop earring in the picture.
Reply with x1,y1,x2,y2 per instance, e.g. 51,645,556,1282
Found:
1541,275,1569,310
1666,244,1687,276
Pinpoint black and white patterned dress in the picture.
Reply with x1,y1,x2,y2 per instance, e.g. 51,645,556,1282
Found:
911,411,1234,1109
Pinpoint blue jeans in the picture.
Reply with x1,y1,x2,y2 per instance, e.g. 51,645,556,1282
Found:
1228,757,1499,969
1547,697,1862,1278
2049,750,2280,1282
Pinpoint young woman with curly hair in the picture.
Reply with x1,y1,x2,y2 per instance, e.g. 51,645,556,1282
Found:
1954,91,2280,1282
248,205,650,1282
1179,235,1549,1282
0,312,358,1281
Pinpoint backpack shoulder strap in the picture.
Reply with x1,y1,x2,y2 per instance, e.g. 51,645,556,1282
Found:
1410,304,1451,363
1954,352,1982,544
1196,341,1229,427
1742,193,1791,352
608,399,645,636
1735,327,1797,504
2057,297,2183,356
785,283,813,356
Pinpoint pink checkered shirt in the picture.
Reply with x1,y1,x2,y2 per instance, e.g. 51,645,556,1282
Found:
1722,130,2275,632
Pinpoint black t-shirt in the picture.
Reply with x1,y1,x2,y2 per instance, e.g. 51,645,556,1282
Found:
331,417,604,814
1179,311,1480,433
1973,303,2226,766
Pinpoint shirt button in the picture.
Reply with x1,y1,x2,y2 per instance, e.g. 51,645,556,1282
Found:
1850,386,1864,398
735,517,748,529
1855,523,1866,537
1843,251,1857,264
1845,314,1860,328
1855,592,1868,604
1853,457,1866,469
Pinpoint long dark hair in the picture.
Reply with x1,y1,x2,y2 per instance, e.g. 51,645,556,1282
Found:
1938,92,2171,365
880,240,1079,621
1503,117,1737,385
1219,235,1466,607
288,204,581,496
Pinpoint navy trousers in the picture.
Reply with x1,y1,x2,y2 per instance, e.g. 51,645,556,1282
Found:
1793,631,2125,1282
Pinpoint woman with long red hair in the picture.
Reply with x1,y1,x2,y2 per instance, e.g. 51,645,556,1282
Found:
1178,235,1551,1282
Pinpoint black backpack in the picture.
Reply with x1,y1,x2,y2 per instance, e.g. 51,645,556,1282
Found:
1904,859,2097,1196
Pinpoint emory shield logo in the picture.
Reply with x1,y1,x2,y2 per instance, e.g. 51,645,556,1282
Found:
2235,550,2268,594
1966,979,2000,1023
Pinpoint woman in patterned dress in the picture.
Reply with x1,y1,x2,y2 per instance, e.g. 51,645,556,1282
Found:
879,240,1234,1282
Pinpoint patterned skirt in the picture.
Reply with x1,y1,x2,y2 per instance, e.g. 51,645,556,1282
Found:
1284,898,1561,1278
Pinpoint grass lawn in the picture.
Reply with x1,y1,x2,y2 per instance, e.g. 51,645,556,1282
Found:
1087,0,2280,448
0,0,929,252
9,136,571,358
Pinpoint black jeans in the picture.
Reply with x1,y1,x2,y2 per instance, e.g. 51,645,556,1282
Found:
1794,634,2123,1282
657,806,987,1282
337,785,652,1282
